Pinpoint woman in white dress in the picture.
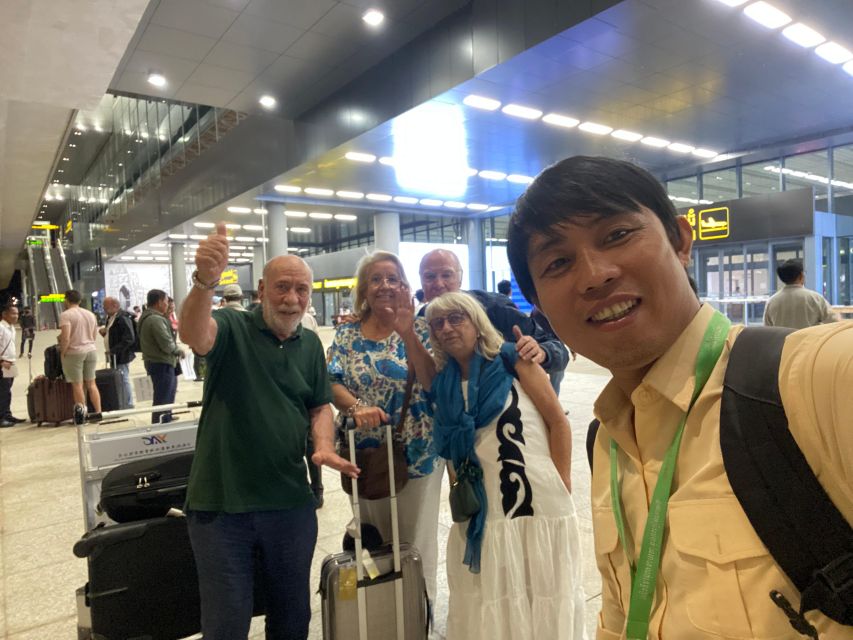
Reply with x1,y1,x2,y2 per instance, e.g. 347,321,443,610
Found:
414,291,587,640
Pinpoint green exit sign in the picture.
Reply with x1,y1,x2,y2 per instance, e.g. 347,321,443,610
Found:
26,238,44,246
39,294,65,303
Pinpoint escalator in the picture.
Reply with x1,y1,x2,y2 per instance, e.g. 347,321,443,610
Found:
28,239,60,329
51,245,72,293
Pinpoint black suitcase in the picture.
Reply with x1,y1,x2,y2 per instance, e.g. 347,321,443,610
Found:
44,344,63,380
99,452,193,523
91,367,127,412
73,516,201,640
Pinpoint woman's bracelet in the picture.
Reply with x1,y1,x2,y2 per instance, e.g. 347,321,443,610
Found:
345,398,365,417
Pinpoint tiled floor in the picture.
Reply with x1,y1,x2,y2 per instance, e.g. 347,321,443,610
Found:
0,328,610,639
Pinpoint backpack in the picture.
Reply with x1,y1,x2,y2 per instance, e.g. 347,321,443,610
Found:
128,312,141,353
44,344,63,380
586,327,853,636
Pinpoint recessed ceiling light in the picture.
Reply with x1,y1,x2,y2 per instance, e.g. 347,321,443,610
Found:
77,125,87,132
462,95,501,111
285,210,308,218
309,212,333,219
362,9,384,26
578,122,614,135
668,142,695,153
443,201,467,209
467,203,489,211
168,234,188,240
193,222,215,228
259,95,277,109
334,214,358,221
336,190,365,199
815,41,853,64
44,194,53,201
541,113,580,128
274,184,302,193
641,136,671,147
611,129,644,142
692,148,720,158
344,151,376,163
419,198,443,206
304,187,334,196
378,156,396,166
147,72,167,87
242,224,264,231
782,23,826,48
507,174,534,184
227,206,252,214
478,170,507,180
366,193,392,201
713,0,748,6
501,104,543,120
290,227,311,234
253,208,268,214
743,2,791,30
393,196,418,204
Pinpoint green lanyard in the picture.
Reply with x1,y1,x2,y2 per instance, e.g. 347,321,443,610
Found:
610,311,731,640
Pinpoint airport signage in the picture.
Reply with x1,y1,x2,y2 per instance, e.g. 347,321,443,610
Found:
40,294,65,303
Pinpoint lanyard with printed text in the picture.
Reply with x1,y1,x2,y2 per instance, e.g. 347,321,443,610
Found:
610,311,731,640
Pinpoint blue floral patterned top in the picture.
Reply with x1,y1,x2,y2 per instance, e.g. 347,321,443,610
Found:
328,319,437,478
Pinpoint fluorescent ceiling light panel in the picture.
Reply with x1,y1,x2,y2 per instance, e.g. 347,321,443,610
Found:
362,9,384,26
611,129,643,141
147,72,166,87
235,236,256,242
336,190,365,199
225,225,242,231
154,257,168,261
579,122,613,135
393,196,418,204
274,185,301,193
120,256,135,261
334,214,358,221
304,187,334,196
193,222,215,228
501,104,543,120
668,142,695,153
465,167,479,177
309,212,333,219
133,250,150,255
743,2,791,29
542,113,580,128
714,0,748,6
815,41,853,64
641,136,670,147
467,203,489,211
692,148,720,158
259,95,276,109
378,156,395,166
150,250,169,255
168,234,187,239
366,193,392,201
227,206,252,213
290,227,311,234
189,234,207,240
479,170,507,180
150,243,166,248
507,174,534,184
782,23,826,48
242,252,254,257
285,211,307,218
443,201,467,209
462,95,501,111
345,151,376,163
242,224,264,231
419,198,443,206
253,208,267,214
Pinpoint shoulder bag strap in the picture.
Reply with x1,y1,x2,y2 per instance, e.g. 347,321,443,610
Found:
395,363,416,438
721,326,853,627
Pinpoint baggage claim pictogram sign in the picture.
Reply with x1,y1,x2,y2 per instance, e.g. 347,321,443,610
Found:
685,206,730,241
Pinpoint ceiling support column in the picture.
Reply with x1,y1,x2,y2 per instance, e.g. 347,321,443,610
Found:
466,218,485,291
267,203,288,259
170,242,187,309
374,211,400,255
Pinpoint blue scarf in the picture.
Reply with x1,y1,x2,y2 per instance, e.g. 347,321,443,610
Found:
431,342,517,572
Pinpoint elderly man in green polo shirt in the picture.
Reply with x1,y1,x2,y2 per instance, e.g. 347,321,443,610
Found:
179,222,359,640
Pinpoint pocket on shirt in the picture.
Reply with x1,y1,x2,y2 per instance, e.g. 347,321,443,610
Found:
669,498,795,639
592,507,629,636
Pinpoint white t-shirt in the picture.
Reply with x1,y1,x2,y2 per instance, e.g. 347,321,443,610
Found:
59,306,98,354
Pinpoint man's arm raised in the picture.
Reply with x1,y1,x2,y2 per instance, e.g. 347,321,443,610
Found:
178,222,229,356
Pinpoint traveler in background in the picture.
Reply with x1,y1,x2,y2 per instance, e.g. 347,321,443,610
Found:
414,288,426,314
327,250,442,602
59,289,102,420
18,306,35,358
132,305,142,320
506,155,853,638
180,222,356,640
0,303,23,427
530,305,569,396
139,289,183,424
166,297,179,334
496,279,517,308
219,284,247,311
416,292,585,640
247,288,261,311
300,305,318,332
102,296,136,409
764,258,838,329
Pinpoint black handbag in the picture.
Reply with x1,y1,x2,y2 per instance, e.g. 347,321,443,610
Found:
339,365,414,500
449,460,482,523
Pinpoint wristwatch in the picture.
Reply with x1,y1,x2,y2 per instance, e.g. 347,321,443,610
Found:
191,270,219,291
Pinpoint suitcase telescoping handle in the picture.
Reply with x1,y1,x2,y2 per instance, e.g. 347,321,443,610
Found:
344,418,406,640
74,400,203,425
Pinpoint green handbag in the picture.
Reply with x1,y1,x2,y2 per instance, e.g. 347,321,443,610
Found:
449,460,482,523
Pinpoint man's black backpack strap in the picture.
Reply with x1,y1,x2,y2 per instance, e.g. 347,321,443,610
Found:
721,326,853,630
586,418,600,471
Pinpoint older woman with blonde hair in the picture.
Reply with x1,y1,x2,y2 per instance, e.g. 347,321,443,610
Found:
327,249,442,602
417,291,586,640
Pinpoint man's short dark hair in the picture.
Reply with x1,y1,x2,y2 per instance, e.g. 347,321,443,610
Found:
777,258,804,285
65,289,82,304
507,156,682,303
415,289,425,303
147,289,167,307
497,280,512,296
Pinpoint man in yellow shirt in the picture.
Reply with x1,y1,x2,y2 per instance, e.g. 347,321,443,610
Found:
506,155,852,639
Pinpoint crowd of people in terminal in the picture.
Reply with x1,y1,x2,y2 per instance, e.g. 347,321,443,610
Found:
0,156,850,640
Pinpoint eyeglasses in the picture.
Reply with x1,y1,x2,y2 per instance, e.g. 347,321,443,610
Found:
428,311,468,332
368,274,403,288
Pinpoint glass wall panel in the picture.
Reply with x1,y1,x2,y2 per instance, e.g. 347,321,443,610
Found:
745,245,769,323
666,176,699,204
822,236,833,300
702,167,737,203
831,146,853,215
742,160,781,198
840,237,851,305
784,150,829,211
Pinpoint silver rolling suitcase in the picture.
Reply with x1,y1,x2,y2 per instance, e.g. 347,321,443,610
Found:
319,420,430,639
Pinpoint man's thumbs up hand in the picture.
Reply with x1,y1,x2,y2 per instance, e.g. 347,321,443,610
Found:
195,222,229,285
